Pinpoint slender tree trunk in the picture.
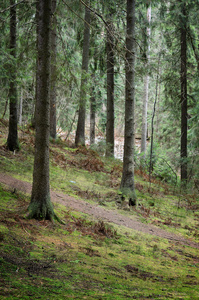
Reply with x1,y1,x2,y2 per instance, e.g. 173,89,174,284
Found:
18,88,23,126
149,56,160,183
106,18,114,157
29,0,58,221
180,1,188,184
120,0,136,202
141,74,149,154
141,3,151,157
31,1,39,129
50,0,57,139
75,5,90,146
90,82,96,145
2,99,8,119
7,0,19,151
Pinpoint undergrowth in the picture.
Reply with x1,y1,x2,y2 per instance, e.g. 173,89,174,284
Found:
0,122,199,299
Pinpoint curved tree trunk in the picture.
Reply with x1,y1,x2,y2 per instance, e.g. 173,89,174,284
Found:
75,5,91,146
50,0,57,139
106,18,114,157
120,0,136,202
7,0,19,152
29,0,57,221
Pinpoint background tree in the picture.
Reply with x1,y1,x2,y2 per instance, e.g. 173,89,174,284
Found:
121,0,136,202
180,0,188,184
106,12,115,157
75,4,91,146
28,0,57,221
50,0,57,139
140,1,151,158
90,76,96,145
7,0,19,151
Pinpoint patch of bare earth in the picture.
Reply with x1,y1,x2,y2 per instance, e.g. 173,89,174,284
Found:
0,173,199,249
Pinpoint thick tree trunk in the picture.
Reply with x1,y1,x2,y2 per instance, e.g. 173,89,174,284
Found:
29,0,57,221
7,0,19,151
50,0,57,139
75,6,90,146
106,19,114,157
180,1,188,184
141,3,151,157
120,0,136,202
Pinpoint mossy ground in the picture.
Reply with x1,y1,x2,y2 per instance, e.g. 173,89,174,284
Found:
0,186,199,299
0,121,199,299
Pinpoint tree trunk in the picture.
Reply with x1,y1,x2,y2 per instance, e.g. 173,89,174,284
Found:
7,0,19,151
149,56,160,183
180,1,188,184
75,5,91,146
90,83,96,145
141,74,149,154
18,88,23,126
50,0,57,139
106,18,114,157
31,1,39,129
29,0,57,221
120,0,136,202
141,3,151,157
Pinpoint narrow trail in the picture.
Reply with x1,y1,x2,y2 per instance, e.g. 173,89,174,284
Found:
0,172,199,249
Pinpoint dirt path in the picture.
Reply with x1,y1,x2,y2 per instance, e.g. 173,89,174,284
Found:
0,172,199,249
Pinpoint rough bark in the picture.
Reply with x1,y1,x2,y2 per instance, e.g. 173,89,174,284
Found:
7,0,19,151
106,18,114,157
180,1,188,184
50,0,57,139
29,0,58,221
75,6,91,146
120,0,136,201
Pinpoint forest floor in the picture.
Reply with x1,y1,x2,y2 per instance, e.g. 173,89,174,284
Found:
0,172,199,250
0,120,199,299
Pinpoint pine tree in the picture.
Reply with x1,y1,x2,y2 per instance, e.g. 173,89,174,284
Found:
7,0,19,152
28,0,58,221
121,0,136,203
75,4,91,146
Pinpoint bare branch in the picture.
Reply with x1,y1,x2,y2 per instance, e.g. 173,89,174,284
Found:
0,0,25,14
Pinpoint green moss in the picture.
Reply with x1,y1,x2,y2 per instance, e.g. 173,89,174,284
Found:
1,124,199,299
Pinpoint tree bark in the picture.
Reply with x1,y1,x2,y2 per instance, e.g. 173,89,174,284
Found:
90,82,96,145
75,5,91,146
106,18,114,157
29,0,57,221
120,0,136,201
50,0,57,139
141,3,151,157
7,0,19,151
180,1,188,184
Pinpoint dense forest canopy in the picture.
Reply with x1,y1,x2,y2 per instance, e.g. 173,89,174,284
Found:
1,0,199,189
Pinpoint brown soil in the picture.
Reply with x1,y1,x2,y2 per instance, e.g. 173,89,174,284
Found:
0,172,199,249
